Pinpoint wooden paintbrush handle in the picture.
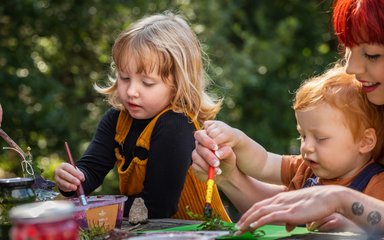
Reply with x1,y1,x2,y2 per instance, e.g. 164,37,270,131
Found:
0,128,26,157
64,141,87,204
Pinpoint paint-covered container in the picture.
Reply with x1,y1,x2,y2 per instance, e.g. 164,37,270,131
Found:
9,200,78,240
71,195,127,231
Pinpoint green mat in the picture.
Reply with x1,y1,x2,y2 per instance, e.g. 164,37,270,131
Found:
153,223,310,239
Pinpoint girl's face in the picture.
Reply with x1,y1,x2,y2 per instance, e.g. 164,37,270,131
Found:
117,59,173,119
296,102,369,180
345,44,384,105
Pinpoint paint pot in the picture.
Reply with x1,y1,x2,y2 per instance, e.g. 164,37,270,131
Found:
0,177,36,239
9,200,79,240
72,195,127,231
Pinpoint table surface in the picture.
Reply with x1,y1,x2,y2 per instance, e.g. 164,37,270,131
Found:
119,218,380,240
121,218,203,231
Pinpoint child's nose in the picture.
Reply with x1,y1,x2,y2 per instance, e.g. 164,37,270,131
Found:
127,83,139,97
301,139,315,154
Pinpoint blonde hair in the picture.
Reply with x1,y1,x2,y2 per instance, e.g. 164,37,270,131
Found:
293,65,384,160
95,12,222,123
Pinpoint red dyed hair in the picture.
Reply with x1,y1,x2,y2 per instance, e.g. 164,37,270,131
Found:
333,0,384,46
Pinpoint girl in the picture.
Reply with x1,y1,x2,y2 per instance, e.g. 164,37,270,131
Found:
192,0,384,234
55,12,230,221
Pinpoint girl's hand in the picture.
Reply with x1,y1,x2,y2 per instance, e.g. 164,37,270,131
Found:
54,162,85,192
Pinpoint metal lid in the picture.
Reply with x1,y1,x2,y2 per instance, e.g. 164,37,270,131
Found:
9,200,75,223
0,177,34,187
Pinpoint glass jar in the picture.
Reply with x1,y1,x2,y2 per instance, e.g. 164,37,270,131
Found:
9,200,79,240
0,177,36,239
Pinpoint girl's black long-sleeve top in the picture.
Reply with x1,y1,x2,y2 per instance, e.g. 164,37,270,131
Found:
67,108,196,218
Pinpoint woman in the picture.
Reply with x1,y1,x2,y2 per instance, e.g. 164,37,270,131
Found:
192,0,384,234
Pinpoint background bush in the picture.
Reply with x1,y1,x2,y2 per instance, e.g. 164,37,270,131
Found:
0,0,337,216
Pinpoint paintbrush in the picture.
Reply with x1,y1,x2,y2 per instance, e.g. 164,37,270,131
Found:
203,166,215,218
0,128,26,157
64,141,87,206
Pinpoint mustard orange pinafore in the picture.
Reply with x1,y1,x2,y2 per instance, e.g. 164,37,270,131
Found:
114,108,231,221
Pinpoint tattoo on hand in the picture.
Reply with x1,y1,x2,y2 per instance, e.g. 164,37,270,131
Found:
352,202,364,216
367,211,381,225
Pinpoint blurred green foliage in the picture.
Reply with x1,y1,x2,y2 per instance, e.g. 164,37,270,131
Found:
0,0,337,197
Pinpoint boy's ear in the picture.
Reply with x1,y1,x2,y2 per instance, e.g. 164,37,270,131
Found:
359,128,377,154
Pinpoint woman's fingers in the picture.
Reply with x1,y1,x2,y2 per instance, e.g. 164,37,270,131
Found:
310,213,364,232
236,193,307,235
236,205,294,235
192,148,210,172
193,139,220,167
194,129,218,151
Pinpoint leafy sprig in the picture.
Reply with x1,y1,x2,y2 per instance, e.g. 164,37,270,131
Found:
79,222,109,240
185,206,265,237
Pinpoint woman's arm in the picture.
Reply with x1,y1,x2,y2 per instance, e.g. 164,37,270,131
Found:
218,165,287,213
236,185,384,235
192,130,286,214
200,121,283,184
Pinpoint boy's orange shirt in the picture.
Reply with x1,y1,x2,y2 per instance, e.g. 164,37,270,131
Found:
281,155,384,201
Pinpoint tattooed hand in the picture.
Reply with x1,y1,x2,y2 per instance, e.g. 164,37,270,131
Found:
307,213,365,233
235,186,384,235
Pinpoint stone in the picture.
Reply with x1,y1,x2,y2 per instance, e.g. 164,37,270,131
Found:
128,197,148,224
